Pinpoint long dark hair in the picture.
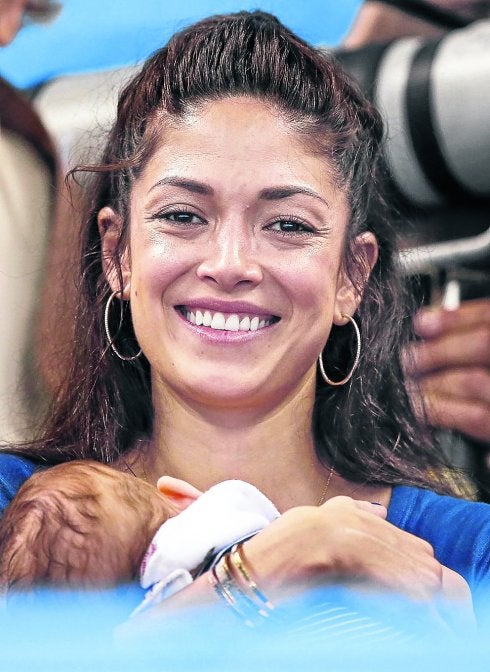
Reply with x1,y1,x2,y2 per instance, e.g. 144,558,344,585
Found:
18,11,456,492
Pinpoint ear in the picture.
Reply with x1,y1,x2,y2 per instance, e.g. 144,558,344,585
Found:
98,206,131,300
333,232,378,325
156,476,203,515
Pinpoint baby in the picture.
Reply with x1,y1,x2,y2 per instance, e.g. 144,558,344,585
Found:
0,461,473,641
0,460,279,609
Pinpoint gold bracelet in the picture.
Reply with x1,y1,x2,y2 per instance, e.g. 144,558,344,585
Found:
229,543,275,613
210,555,257,627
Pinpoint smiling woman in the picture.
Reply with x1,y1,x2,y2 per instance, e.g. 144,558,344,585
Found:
99,96,371,415
1,9,489,633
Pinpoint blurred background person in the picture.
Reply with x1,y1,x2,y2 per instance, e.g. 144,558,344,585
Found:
336,0,490,498
344,0,490,45
0,0,61,445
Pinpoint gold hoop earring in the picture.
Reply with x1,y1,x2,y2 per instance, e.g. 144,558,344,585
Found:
318,315,361,386
104,290,142,361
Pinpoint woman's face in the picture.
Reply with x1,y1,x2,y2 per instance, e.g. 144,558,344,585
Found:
101,97,377,410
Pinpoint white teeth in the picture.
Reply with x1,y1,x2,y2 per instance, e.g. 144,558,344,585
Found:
184,308,274,332
250,317,259,331
210,312,226,329
239,316,250,331
224,315,240,331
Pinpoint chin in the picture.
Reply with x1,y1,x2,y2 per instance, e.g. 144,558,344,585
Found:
180,375,272,411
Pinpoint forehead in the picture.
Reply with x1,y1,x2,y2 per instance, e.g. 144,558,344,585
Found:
133,97,346,207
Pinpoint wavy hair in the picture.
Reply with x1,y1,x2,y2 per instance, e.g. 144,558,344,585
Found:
20,11,456,492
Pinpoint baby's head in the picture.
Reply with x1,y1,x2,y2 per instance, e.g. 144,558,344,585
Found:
0,461,196,591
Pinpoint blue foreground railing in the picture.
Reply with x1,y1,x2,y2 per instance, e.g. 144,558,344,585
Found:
1,584,489,671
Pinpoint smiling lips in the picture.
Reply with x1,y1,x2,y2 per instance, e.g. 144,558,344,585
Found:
178,306,279,332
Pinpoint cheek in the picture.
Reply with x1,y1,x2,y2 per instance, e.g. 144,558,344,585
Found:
278,247,342,317
129,234,188,300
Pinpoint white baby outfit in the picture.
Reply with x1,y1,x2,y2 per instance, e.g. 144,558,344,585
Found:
133,480,280,616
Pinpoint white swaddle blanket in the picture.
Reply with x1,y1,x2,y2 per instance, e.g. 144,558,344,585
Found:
133,480,280,615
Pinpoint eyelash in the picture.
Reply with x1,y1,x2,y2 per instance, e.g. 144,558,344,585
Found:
148,209,206,226
148,209,316,236
265,217,316,237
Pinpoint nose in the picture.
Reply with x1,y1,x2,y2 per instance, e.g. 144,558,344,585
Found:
196,226,264,291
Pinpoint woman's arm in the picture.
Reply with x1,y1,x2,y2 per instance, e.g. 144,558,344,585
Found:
241,497,447,602
123,496,472,637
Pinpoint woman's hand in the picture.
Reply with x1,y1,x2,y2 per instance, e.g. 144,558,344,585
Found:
242,496,459,604
121,495,473,640
405,298,490,444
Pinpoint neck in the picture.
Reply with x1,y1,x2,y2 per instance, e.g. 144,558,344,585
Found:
131,373,338,512
124,372,392,512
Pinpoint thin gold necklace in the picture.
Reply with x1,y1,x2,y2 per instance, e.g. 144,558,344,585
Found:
126,445,335,505
317,463,335,506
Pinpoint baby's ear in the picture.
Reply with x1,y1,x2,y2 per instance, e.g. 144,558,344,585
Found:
157,476,202,515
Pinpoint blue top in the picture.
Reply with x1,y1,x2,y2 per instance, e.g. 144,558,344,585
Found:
387,485,490,608
0,452,40,511
1,452,489,618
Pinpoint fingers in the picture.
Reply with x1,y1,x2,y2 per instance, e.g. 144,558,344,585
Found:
440,567,472,604
406,299,490,442
320,497,388,519
422,390,490,443
438,567,476,631
410,299,490,374
358,532,444,602
421,368,490,405
320,496,387,520
414,299,490,339
352,500,388,518
318,499,444,601
421,367,490,441
245,497,448,609
406,327,490,375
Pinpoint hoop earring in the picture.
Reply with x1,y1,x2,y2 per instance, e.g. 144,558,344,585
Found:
104,290,142,361
318,315,361,387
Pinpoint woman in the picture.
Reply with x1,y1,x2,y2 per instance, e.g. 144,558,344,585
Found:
1,11,488,625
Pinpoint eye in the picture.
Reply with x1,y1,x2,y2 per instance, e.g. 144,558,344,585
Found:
146,208,207,227
267,219,314,235
161,210,204,225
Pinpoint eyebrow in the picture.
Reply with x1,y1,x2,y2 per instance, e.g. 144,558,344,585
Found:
149,177,329,207
149,177,213,195
258,186,330,207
